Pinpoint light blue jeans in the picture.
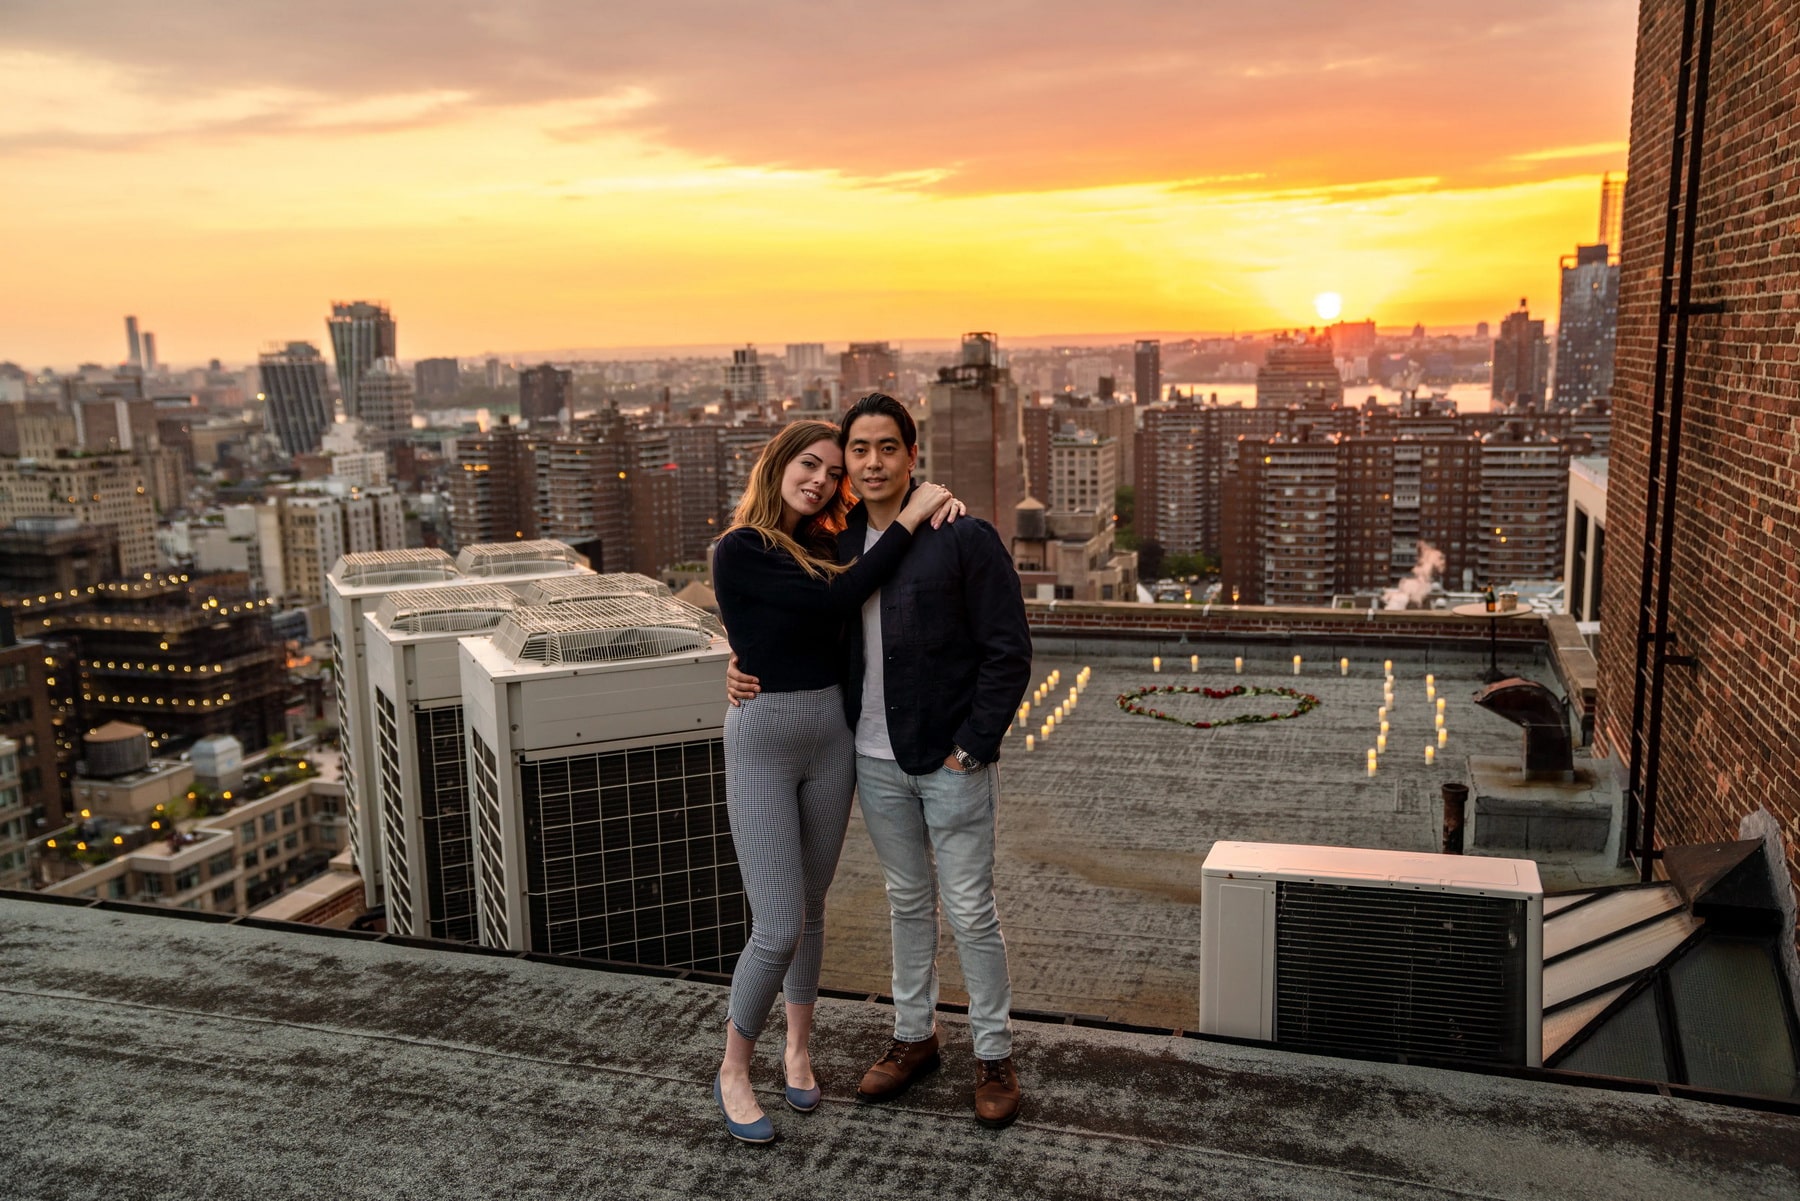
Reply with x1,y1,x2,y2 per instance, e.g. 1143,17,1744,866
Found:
855,754,1013,1061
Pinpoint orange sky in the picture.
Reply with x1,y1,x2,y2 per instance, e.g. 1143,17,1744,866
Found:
0,1,1636,367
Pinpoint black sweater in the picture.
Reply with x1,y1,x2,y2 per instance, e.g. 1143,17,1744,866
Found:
712,522,913,692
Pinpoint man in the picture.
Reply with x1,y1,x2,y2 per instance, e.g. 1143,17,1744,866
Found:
728,393,1032,1128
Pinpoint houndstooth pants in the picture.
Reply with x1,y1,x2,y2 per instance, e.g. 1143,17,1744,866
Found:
723,685,857,1041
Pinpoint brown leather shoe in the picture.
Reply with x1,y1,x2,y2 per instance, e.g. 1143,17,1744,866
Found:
856,1032,941,1101
973,1056,1020,1128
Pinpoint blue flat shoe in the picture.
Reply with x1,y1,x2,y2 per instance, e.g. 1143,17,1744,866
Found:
784,1080,822,1113
715,1074,776,1144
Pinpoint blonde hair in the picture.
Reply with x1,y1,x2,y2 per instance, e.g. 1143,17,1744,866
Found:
726,420,855,579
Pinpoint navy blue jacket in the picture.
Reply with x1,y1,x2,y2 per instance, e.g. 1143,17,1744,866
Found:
837,488,1032,776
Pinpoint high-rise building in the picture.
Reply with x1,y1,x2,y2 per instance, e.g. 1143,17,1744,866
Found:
1133,340,1161,406
48,581,289,757
1598,171,1626,254
519,364,573,426
141,333,158,374
326,301,397,419
414,357,460,406
840,342,899,397
1257,334,1343,408
271,485,409,605
925,333,1022,546
259,342,333,457
0,454,157,576
1491,301,1550,410
452,422,544,550
724,346,768,410
458,596,742,969
355,358,414,448
1136,399,1284,558
124,317,141,372
0,735,25,890
1477,434,1575,584
0,615,60,831
1554,245,1621,411
785,343,826,374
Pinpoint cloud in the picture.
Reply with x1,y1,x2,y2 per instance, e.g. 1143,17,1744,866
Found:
0,0,1636,194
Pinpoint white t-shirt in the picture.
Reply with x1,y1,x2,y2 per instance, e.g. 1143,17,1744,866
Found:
855,524,896,760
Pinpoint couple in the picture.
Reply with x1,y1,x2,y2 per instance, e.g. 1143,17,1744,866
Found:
710,393,1032,1144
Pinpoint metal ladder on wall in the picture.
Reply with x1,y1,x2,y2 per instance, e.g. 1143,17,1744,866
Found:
1625,0,1722,882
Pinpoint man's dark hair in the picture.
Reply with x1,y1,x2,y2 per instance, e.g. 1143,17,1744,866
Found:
840,393,917,452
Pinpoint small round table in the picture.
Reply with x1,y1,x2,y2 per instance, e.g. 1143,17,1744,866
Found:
1450,602,1534,684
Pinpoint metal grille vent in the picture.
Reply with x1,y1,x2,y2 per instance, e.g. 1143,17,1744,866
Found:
455,539,590,577
374,687,413,935
417,705,478,943
330,630,361,869
333,548,459,588
1274,881,1528,1065
511,573,672,606
470,726,508,948
374,584,520,634
491,597,721,666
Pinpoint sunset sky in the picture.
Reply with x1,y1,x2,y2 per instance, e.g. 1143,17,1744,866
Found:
1,1,1636,368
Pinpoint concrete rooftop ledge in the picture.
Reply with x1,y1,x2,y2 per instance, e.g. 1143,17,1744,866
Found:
3,896,1797,1201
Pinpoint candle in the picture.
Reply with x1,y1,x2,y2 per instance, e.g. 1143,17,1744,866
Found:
1436,697,1446,715
1438,727,1448,748
1190,654,1199,673
1026,735,1035,751
1367,760,1378,778
1425,745,1435,765
1435,713,1445,730
1426,685,1436,702
1380,720,1389,736
1152,656,1161,673
1384,659,1393,673
1425,673,1435,688
1378,706,1387,722
1235,657,1243,673
1340,657,1349,675
1293,654,1303,674
1377,733,1387,753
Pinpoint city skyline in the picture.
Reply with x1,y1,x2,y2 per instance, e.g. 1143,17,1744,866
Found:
4,1,1633,365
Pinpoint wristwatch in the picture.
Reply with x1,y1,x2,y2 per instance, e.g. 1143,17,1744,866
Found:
950,745,982,772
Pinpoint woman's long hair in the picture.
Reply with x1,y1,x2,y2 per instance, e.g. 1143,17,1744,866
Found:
725,419,855,579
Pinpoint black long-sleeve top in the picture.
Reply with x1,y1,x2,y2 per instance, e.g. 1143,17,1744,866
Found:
711,522,913,692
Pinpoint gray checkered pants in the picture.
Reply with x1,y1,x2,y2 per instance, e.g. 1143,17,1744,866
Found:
723,685,856,1040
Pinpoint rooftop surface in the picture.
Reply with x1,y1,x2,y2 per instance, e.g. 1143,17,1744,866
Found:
3,896,1795,1201
820,646,1627,1028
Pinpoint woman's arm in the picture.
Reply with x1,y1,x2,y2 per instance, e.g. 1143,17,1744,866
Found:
713,524,913,619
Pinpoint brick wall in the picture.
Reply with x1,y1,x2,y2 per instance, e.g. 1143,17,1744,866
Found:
1595,0,1800,905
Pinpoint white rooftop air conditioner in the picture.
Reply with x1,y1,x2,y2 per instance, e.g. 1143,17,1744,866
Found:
1200,842,1544,1067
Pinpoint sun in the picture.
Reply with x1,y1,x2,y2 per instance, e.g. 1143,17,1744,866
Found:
1313,292,1343,321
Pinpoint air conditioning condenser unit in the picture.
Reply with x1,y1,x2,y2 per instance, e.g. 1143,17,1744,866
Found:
1199,841,1543,1067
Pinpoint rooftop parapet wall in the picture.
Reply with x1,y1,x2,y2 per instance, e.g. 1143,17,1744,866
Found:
1025,599,1549,650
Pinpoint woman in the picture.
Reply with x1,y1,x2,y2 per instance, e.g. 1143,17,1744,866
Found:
710,418,955,1143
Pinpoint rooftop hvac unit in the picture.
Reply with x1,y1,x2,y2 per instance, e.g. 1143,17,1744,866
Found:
363,584,523,941
329,548,460,589
454,539,590,578
511,573,673,606
458,597,738,971
490,597,723,666
1200,842,1543,1067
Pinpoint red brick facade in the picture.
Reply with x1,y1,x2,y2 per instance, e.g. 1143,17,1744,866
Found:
1595,0,1800,905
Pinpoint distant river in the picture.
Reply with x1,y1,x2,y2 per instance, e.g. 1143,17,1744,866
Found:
1170,382,1496,414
